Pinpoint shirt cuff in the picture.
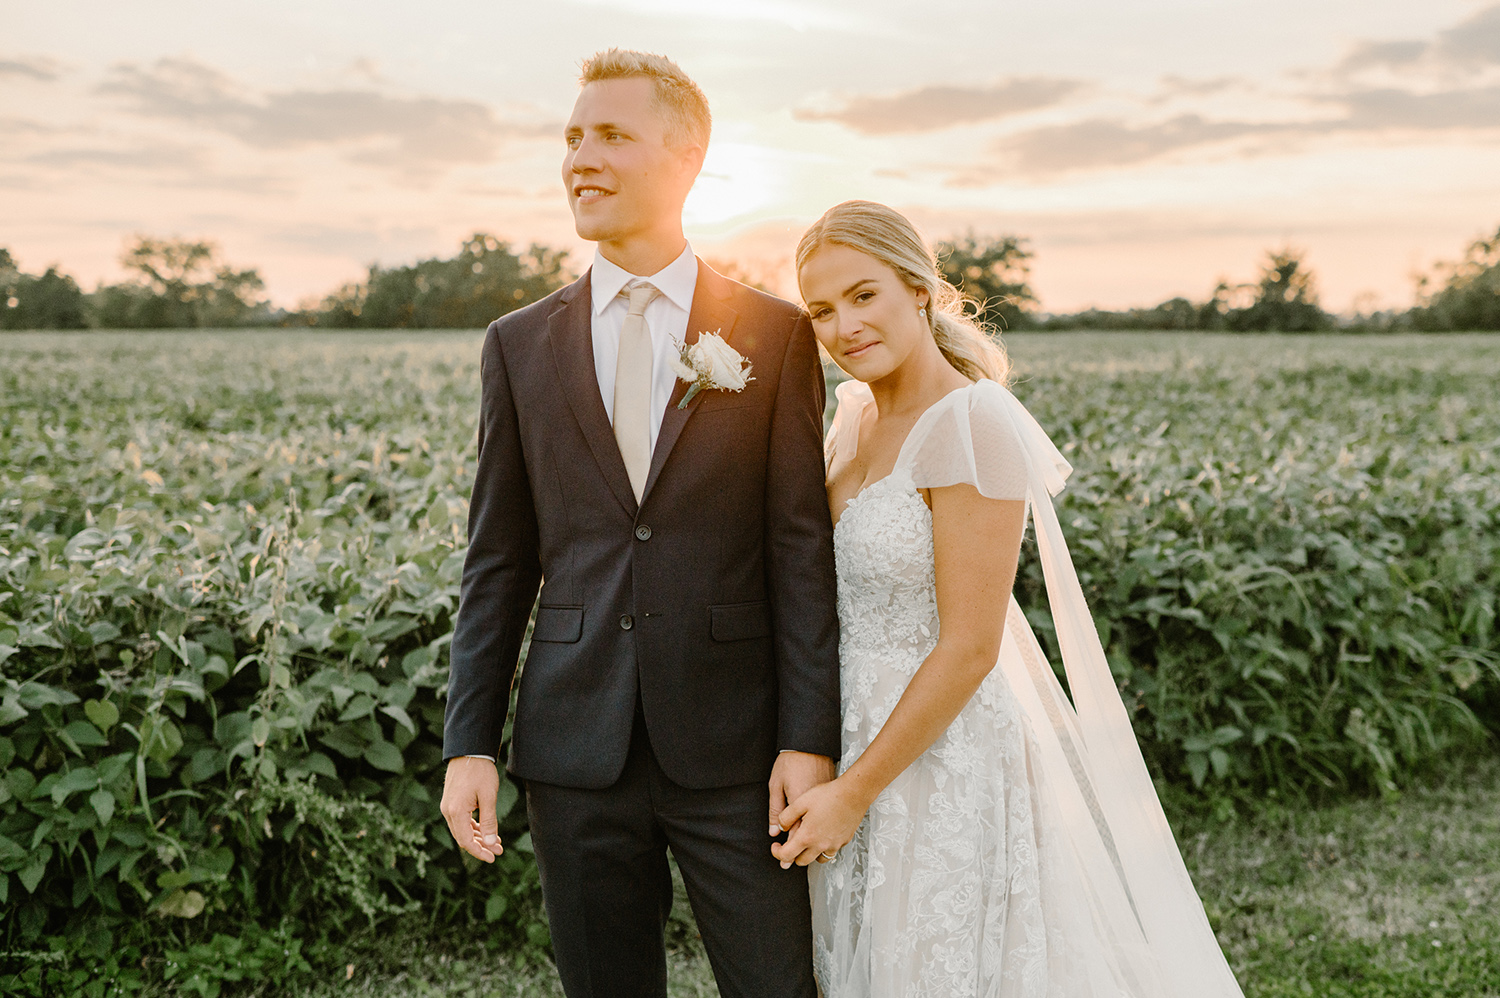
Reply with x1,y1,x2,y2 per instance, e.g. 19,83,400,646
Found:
461,754,496,762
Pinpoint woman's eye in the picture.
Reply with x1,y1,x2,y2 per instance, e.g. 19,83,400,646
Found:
855,291,874,303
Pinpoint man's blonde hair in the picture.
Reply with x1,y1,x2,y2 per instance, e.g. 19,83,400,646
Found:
579,49,711,150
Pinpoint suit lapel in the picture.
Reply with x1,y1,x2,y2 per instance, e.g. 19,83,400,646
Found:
547,271,639,515
642,260,739,501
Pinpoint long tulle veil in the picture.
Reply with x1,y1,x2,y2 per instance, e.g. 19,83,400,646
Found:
989,383,1245,997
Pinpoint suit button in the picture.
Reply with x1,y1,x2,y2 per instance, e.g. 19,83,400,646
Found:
634,524,652,541
619,614,634,630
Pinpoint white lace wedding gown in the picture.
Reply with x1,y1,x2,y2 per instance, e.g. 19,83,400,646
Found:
811,380,1244,998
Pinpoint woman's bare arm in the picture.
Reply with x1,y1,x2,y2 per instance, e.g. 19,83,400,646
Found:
773,483,1026,867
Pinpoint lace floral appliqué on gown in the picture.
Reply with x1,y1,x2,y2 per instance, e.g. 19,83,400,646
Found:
811,380,1244,998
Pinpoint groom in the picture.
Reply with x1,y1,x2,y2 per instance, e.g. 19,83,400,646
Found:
440,49,841,997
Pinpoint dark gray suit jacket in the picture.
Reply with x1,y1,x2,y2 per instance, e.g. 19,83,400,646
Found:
442,261,841,790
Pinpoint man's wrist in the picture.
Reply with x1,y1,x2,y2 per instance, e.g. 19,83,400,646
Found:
778,748,830,756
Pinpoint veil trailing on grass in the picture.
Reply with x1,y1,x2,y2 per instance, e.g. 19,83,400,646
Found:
979,381,1245,997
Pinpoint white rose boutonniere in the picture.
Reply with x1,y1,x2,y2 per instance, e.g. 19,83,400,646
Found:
669,330,754,409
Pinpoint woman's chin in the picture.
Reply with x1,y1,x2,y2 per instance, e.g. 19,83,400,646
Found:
838,352,895,384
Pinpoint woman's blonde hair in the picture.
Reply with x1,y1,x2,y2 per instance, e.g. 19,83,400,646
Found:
796,200,1011,385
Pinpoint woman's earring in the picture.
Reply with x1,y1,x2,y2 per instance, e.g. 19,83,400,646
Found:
919,307,927,319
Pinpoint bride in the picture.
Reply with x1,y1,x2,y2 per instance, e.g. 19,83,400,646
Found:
771,200,1245,997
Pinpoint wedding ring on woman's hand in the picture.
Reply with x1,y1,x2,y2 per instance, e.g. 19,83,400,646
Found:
819,850,837,862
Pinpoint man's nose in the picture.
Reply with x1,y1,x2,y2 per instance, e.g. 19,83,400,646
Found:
569,136,603,173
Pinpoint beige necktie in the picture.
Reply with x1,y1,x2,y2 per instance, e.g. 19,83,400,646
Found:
613,282,660,502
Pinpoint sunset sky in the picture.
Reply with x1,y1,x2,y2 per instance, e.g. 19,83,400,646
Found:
5,0,1500,314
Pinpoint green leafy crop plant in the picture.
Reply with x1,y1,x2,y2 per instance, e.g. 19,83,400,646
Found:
0,329,1496,993
0,332,542,992
1002,333,1500,802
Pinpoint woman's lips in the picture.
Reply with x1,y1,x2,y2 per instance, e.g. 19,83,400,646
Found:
845,341,876,358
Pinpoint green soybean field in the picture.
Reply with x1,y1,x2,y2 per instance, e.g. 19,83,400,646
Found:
1,330,1497,996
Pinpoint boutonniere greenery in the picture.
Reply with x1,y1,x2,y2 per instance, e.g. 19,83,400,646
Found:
669,330,754,409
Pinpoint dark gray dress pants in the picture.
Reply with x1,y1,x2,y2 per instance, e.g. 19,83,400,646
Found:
524,710,819,998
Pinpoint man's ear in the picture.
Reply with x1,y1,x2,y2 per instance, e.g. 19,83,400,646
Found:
678,142,707,187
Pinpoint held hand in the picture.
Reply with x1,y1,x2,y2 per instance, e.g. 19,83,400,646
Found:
771,776,870,869
768,750,836,839
439,757,504,863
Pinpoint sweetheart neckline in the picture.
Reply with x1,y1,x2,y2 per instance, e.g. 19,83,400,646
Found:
832,471,929,531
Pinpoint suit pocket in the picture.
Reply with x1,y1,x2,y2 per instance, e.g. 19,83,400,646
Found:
710,601,771,642
532,605,583,643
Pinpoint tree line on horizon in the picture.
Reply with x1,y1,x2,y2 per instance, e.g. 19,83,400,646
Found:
3,224,1498,333
941,228,1500,333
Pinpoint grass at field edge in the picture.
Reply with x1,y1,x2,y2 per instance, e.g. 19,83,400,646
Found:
271,755,1500,998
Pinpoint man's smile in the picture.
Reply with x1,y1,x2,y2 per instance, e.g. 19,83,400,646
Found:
574,184,615,203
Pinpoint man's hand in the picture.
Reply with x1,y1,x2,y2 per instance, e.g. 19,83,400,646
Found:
768,750,835,841
440,756,504,863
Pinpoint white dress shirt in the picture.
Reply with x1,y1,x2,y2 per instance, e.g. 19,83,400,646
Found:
589,243,698,451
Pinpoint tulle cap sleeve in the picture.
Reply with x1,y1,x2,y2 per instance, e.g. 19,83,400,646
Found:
824,378,872,466
900,380,1072,501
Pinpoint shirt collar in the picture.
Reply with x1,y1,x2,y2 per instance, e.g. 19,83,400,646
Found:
590,242,698,316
